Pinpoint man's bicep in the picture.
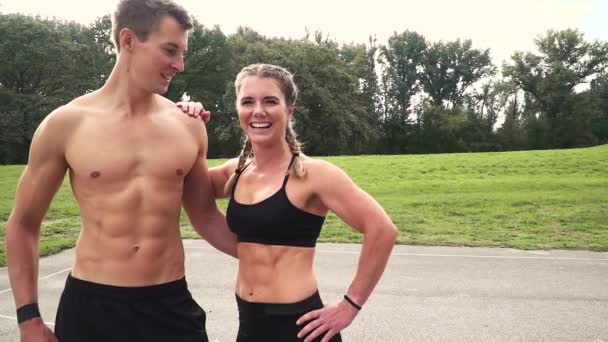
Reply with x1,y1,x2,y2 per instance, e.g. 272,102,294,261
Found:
208,167,225,199
11,126,68,227
183,155,217,223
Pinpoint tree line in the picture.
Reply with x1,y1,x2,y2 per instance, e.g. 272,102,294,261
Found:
1,13,607,163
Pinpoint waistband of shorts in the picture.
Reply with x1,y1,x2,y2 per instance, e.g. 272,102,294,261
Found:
63,273,189,300
236,291,322,316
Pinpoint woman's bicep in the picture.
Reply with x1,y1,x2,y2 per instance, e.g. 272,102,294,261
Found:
316,164,391,234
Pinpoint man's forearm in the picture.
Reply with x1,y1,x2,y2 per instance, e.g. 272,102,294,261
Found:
6,223,41,308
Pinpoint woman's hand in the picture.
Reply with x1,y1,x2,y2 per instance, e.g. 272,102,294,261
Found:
176,101,211,124
296,299,359,342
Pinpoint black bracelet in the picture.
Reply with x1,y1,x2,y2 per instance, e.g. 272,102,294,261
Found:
16,303,41,323
343,294,362,311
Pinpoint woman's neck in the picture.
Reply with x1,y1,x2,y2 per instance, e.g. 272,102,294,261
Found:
251,143,292,172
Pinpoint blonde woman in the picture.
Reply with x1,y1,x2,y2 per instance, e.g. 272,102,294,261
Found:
180,63,398,342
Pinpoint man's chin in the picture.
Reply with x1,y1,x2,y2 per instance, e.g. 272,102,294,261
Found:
155,86,169,95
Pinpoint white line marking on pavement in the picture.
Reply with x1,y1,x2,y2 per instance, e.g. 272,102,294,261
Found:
184,246,608,261
0,268,71,295
322,251,608,261
40,268,71,281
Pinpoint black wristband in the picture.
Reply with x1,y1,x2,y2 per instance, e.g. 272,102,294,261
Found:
16,303,41,323
343,294,362,311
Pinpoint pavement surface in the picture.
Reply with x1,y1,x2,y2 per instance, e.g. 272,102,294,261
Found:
1,241,607,341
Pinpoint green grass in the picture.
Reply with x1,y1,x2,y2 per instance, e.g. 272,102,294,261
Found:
1,145,607,266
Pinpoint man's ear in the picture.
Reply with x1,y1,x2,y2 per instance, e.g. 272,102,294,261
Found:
119,28,137,52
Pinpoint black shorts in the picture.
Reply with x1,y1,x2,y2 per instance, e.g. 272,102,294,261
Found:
236,291,343,342
54,274,208,342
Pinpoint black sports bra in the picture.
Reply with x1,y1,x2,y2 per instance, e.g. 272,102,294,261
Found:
226,155,325,247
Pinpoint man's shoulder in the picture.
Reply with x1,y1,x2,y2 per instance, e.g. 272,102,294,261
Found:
41,103,84,132
154,96,207,150
49,92,100,122
32,98,90,149
157,95,205,132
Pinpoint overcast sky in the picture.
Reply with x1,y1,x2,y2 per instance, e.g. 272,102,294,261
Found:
1,0,607,65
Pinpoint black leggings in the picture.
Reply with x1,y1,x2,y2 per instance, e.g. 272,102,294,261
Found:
54,274,208,342
236,291,343,342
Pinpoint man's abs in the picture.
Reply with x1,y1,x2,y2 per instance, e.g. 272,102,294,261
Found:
71,182,187,286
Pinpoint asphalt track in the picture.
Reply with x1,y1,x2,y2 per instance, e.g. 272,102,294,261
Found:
1,240,607,341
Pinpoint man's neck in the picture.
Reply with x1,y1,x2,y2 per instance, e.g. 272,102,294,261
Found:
99,61,158,117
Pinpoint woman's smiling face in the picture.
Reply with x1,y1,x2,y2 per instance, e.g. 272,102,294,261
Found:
236,76,294,146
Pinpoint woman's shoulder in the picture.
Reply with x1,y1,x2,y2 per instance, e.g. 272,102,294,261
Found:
223,157,241,172
300,155,330,168
297,156,359,201
210,157,239,176
300,156,348,182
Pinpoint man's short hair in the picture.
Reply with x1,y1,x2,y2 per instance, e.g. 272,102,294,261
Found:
112,0,193,52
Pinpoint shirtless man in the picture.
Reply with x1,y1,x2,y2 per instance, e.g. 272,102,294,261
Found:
5,1,236,341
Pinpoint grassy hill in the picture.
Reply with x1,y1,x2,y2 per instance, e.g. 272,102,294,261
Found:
1,145,607,266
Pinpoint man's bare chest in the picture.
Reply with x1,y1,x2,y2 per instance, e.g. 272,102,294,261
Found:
65,117,199,183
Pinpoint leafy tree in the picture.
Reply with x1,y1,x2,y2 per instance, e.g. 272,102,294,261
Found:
378,31,427,153
503,29,608,148
222,32,375,156
420,39,495,108
380,31,426,119
587,73,608,144
0,14,96,162
166,21,234,158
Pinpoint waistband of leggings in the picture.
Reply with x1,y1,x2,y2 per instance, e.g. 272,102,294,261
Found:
63,273,189,300
236,290,322,315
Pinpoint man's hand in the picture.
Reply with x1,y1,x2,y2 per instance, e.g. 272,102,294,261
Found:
176,101,211,124
19,319,58,342
296,299,359,342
